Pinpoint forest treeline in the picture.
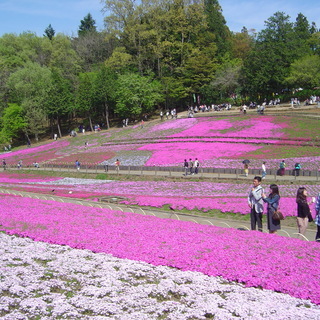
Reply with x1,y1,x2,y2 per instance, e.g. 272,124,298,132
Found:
0,0,320,146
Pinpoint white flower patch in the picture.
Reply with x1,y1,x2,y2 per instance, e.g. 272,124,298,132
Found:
1,232,320,319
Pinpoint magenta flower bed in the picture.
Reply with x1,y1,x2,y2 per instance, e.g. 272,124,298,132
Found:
1,193,320,304
169,117,286,139
139,142,262,166
0,175,317,216
2,140,70,165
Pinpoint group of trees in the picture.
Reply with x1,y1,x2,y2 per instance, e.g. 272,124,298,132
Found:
0,0,319,146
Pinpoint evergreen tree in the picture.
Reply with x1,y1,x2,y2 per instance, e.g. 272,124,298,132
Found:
204,0,231,57
44,24,55,40
78,13,97,36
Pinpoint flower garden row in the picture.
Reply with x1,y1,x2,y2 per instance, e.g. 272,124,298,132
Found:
1,115,320,170
0,174,317,217
1,193,320,305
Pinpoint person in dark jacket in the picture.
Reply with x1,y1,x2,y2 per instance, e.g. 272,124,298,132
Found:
262,184,281,234
296,187,313,236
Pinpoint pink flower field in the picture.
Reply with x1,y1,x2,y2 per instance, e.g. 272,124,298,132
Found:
1,193,320,305
0,174,317,216
1,115,320,170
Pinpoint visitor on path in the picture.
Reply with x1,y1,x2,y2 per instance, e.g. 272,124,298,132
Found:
183,159,188,176
115,159,120,172
296,187,314,236
188,158,194,175
54,133,58,141
33,161,40,168
75,160,80,171
279,160,286,176
103,160,108,172
248,176,264,232
84,141,88,150
194,158,200,174
17,160,22,169
140,120,144,129
294,162,301,176
2,159,6,170
261,161,267,179
243,163,249,177
262,184,281,234
315,192,320,241
242,104,247,115
160,111,164,121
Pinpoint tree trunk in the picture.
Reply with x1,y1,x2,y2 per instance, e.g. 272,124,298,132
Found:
50,118,54,139
105,102,110,129
57,117,62,138
89,115,93,132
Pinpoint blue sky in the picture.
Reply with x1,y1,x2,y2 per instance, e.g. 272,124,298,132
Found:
0,0,319,37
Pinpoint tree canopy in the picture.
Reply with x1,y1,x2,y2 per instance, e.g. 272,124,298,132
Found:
0,1,319,147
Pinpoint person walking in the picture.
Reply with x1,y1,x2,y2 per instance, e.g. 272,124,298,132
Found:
262,184,281,234
279,160,286,176
296,187,313,236
243,163,249,177
2,159,7,170
103,160,108,172
315,192,320,241
115,159,120,173
75,160,80,171
188,158,194,175
248,176,264,232
261,161,267,179
294,162,301,176
183,159,188,176
17,160,22,169
194,158,200,174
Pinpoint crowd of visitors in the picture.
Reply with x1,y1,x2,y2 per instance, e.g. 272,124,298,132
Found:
183,158,200,175
187,104,232,117
247,176,319,241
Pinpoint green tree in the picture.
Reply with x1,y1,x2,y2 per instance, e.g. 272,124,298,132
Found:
285,55,320,89
44,24,55,40
46,69,74,138
241,12,306,98
78,13,97,36
93,66,117,129
114,73,163,119
76,72,96,131
204,0,231,57
7,62,52,141
0,103,27,145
